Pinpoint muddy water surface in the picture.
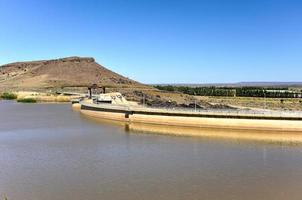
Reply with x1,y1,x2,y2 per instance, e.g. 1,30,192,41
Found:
1,101,302,200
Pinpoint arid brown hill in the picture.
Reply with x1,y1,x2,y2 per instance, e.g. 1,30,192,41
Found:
0,56,218,109
0,56,146,91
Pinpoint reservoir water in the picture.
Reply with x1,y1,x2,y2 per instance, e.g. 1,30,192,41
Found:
1,101,302,200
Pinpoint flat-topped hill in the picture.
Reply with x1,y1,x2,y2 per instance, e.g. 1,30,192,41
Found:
0,56,231,109
0,56,144,91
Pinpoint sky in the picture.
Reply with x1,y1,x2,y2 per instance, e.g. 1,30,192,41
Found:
0,0,302,84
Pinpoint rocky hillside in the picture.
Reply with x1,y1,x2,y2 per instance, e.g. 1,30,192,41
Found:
0,56,230,109
0,56,145,91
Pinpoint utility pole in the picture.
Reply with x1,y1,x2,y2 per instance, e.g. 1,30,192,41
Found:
88,87,92,99
263,89,266,109
265,93,266,109
194,92,197,112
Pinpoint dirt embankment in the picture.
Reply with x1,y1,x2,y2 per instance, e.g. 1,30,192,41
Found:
196,96,302,111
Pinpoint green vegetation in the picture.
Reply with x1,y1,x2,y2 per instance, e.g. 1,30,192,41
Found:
236,87,300,98
155,85,236,96
0,92,17,100
17,98,37,103
155,85,302,98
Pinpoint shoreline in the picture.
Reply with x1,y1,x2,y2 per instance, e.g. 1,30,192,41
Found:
0,91,82,103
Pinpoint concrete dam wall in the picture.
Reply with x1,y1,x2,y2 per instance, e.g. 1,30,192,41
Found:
79,102,302,133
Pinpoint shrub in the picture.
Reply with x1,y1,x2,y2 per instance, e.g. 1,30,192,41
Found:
1,92,17,100
17,98,37,103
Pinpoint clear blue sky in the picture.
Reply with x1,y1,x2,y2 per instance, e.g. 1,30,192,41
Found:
0,0,301,84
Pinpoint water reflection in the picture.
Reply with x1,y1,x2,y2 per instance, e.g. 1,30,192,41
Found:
2,102,302,200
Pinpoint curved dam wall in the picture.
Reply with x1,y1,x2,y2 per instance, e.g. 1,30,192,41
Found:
79,103,302,132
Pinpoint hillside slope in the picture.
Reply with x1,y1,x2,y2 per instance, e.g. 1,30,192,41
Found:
0,56,144,91
0,56,221,109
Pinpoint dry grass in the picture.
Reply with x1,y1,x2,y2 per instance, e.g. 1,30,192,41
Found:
196,96,302,111
16,91,76,102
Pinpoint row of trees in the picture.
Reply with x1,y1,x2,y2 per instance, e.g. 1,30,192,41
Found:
154,85,302,98
176,86,236,96
235,88,301,98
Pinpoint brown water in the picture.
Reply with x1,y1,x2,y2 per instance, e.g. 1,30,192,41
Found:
1,101,302,200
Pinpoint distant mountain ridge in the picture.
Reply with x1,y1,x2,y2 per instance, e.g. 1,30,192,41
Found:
0,56,146,91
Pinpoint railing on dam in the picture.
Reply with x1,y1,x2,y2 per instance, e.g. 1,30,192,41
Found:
148,106,302,118
81,102,302,119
